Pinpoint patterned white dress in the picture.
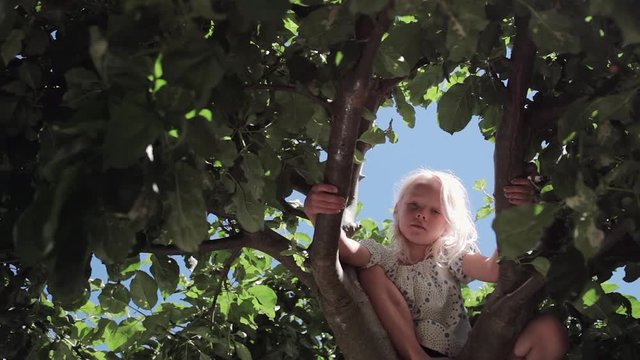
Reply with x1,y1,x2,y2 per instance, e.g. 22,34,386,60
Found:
360,239,472,358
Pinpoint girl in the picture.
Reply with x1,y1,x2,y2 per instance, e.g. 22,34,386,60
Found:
304,169,567,360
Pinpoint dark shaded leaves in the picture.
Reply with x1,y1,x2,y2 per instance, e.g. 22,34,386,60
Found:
130,270,158,310
165,163,208,253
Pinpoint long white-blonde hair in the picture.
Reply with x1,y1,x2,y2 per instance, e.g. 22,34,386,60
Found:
392,169,479,265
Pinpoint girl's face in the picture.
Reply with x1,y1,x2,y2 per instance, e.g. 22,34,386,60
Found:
395,180,448,251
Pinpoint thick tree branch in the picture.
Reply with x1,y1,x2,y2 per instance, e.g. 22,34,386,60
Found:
308,5,398,360
343,77,404,233
147,230,316,293
458,15,542,360
310,5,392,295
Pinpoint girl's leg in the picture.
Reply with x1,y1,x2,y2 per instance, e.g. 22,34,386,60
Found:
512,314,568,360
358,265,432,360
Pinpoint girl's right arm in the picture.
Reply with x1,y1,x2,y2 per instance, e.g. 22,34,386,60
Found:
304,184,371,267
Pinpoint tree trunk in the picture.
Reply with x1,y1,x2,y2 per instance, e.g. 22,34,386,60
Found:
457,15,545,360
308,8,400,360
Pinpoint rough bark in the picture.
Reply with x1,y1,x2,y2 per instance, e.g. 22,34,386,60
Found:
308,6,400,360
457,16,545,360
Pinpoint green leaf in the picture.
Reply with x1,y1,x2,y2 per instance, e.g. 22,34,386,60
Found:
573,217,604,261
91,216,136,265
247,285,277,319
445,0,488,61
529,10,581,54
494,203,561,259
235,342,253,360
98,283,130,314
473,179,487,191
588,91,636,124
349,0,388,15
106,256,141,282
150,254,180,296
575,282,615,320
237,0,289,23
305,105,331,148
24,28,49,56
298,7,354,50
407,66,444,105
623,262,640,282
475,204,493,221
163,34,225,105
18,62,42,89
531,256,551,277
103,318,144,351
393,88,416,128
379,22,429,70
62,68,104,108
275,92,315,133
185,113,234,160
374,44,412,77
437,80,476,134
53,341,74,360
13,167,79,265
165,163,208,253
359,126,387,145
232,185,265,233
590,0,640,46
103,100,162,169
1,29,24,65
130,271,158,310
241,152,266,199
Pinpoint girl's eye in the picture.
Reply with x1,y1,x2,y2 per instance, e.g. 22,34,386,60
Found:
431,208,441,215
408,202,419,209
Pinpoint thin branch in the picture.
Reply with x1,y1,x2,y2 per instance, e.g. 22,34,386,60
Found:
246,83,333,112
147,230,316,293
210,248,242,323
290,170,312,195
279,198,307,219
147,233,246,255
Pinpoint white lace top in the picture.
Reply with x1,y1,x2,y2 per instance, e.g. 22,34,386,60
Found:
360,239,472,357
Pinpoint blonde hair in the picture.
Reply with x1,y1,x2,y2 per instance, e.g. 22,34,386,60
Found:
392,169,478,265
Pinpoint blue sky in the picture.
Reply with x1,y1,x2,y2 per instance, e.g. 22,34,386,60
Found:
356,105,638,297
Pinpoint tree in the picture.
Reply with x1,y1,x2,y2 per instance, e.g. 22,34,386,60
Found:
1,0,639,359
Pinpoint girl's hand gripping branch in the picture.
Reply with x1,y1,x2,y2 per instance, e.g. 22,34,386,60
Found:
463,177,539,282
503,177,537,205
303,184,346,225
304,184,371,267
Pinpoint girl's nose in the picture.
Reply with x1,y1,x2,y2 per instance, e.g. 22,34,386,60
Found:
416,212,426,220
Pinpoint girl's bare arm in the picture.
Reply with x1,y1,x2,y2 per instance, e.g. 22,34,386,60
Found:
463,177,536,282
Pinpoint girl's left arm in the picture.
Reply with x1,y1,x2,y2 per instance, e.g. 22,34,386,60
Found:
462,250,499,282
462,177,537,283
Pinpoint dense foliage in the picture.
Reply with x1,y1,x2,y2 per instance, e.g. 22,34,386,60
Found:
1,0,639,359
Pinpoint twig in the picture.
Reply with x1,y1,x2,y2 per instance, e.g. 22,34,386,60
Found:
146,230,316,293
279,198,307,219
246,83,333,112
210,248,242,323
